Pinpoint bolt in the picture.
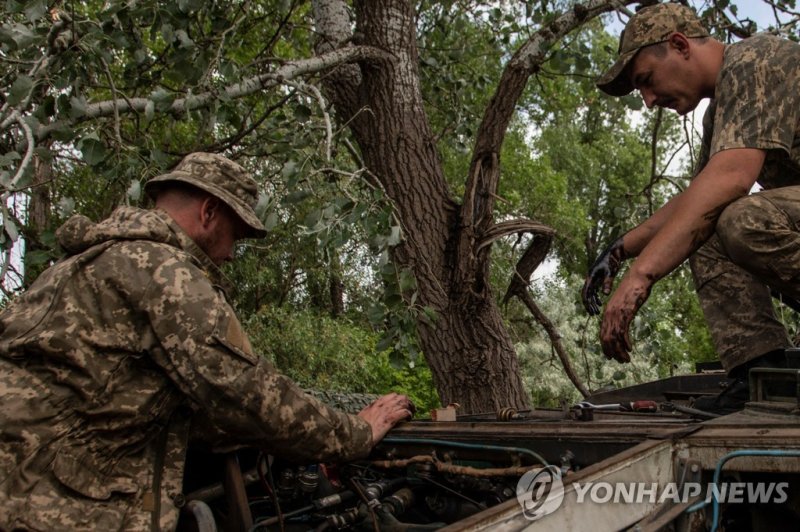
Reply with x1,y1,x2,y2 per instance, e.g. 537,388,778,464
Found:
171,492,186,508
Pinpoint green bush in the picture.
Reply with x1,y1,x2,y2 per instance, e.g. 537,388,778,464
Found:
244,306,440,414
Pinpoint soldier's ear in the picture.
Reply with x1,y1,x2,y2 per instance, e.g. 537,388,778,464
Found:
667,33,691,58
199,196,222,227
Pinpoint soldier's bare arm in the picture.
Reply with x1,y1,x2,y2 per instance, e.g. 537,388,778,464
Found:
600,147,765,361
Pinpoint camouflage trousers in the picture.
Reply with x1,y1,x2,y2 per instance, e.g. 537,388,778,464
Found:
689,186,800,373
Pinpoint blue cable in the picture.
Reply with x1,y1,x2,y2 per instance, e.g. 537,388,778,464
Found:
381,436,549,466
685,449,800,532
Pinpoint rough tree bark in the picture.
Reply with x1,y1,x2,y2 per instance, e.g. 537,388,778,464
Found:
23,153,53,288
312,0,629,413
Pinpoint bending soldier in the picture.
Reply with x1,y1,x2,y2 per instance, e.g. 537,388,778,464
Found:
0,152,413,530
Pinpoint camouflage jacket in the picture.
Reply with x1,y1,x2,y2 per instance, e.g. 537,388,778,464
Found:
699,34,800,187
0,207,372,531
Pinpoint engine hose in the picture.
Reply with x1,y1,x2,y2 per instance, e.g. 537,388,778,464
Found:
684,449,800,532
381,437,548,466
370,454,542,477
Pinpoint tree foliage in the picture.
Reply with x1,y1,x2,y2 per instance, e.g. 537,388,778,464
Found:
1,0,798,412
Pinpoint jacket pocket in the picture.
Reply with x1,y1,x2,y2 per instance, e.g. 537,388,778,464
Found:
52,449,139,500
211,306,259,366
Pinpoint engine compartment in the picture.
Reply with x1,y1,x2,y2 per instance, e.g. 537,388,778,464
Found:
178,371,800,531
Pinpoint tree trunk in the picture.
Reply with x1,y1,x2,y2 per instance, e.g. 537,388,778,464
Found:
23,153,53,288
312,0,629,413
311,0,526,413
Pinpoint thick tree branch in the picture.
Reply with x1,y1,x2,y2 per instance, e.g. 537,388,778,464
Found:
9,111,35,189
34,45,391,141
501,233,590,398
476,219,555,253
514,289,591,398
461,0,637,262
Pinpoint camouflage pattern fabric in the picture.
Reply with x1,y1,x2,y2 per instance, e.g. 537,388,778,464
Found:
690,34,800,371
703,34,800,186
306,390,381,414
0,206,372,531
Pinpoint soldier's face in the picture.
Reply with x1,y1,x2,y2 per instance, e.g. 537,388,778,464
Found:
198,204,247,265
629,44,703,116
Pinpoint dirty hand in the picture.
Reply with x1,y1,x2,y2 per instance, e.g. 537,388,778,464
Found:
358,393,415,444
582,237,628,315
599,273,651,363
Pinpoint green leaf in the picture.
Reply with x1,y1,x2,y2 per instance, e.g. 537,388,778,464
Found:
33,146,53,162
254,193,269,218
39,229,57,248
8,23,38,49
7,75,33,106
264,211,279,231
388,350,405,369
282,190,311,204
25,249,53,267
385,293,403,306
0,151,21,168
133,48,148,64
178,0,204,13
422,306,439,323
58,197,75,217
161,23,174,43
421,56,439,68
80,138,108,166
40,95,56,117
23,0,45,20
387,225,402,246
303,208,322,229
3,217,19,242
367,304,385,325
294,105,312,121
127,180,142,202
398,269,416,292
150,89,175,112
219,59,236,79
281,161,298,179
48,120,73,142
622,94,644,111
175,29,194,48
69,96,87,119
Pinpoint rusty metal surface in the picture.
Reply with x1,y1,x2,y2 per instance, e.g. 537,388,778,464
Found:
442,439,674,531
676,412,800,472
586,373,732,404
223,454,253,532
382,418,698,469
387,403,800,530
389,418,697,442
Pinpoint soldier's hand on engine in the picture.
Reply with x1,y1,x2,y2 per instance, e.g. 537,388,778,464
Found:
358,393,415,444
581,237,628,315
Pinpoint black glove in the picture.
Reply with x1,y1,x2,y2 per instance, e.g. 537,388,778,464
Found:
582,237,628,315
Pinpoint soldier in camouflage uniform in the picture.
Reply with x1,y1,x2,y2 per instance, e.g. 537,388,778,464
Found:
581,2,800,412
0,152,414,530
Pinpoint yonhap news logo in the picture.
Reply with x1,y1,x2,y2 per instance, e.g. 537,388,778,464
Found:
569,481,789,505
515,476,789,521
515,465,565,521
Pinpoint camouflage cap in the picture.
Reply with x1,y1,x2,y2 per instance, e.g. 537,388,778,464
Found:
145,152,267,238
597,3,709,96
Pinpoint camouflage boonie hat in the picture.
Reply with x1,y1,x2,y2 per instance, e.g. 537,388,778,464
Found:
145,152,267,238
597,2,709,96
